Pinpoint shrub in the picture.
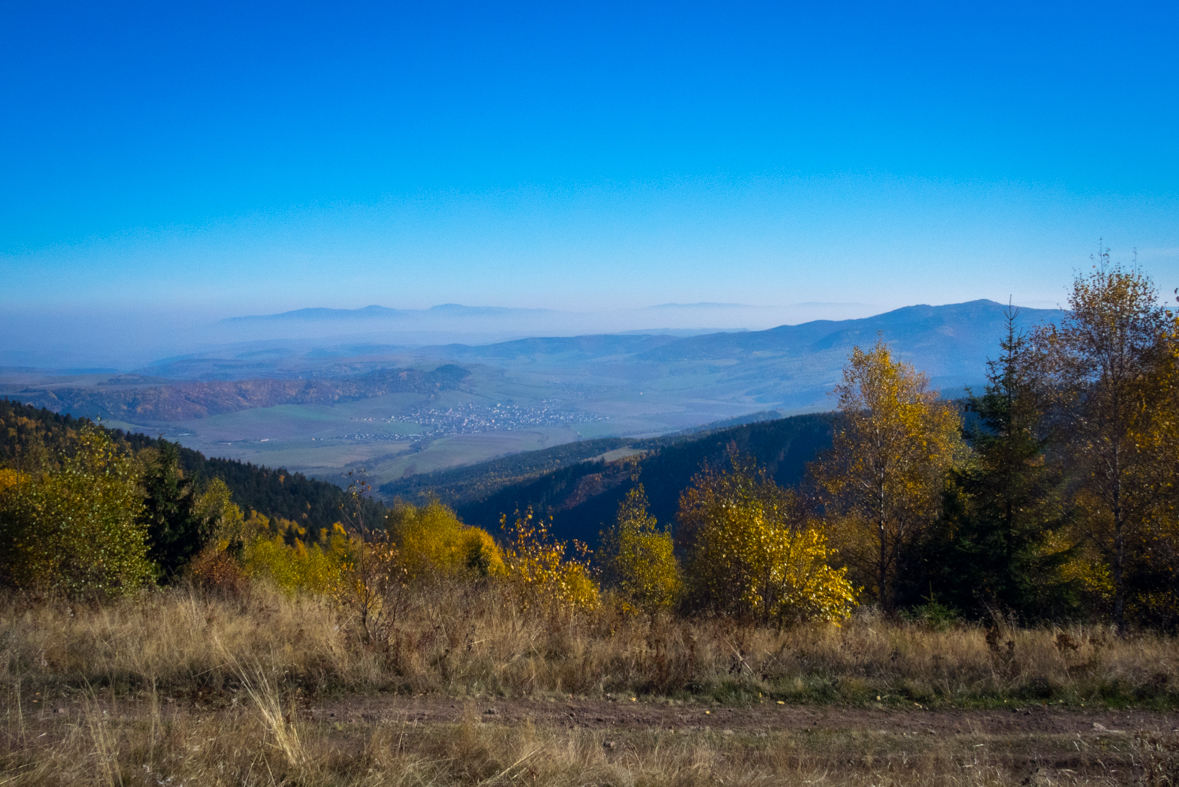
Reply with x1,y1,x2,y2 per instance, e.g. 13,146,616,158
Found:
502,508,599,616
679,455,856,624
600,483,680,614
387,498,504,580
0,425,151,597
241,514,346,596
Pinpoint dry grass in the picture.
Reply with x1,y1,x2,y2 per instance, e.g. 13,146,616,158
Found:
2,583,1178,784
3,692,1177,786
1,583,1175,708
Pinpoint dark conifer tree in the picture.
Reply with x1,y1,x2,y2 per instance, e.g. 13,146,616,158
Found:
140,441,208,580
928,309,1080,621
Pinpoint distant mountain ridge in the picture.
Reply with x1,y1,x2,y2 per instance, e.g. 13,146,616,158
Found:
636,300,1058,360
404,299,1063,408
223,304,560,323
4,300,1064,444
224,302,779,323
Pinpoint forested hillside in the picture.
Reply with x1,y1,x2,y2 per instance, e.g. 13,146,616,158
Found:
378,435,636,503
394,413,835,547
0,398,383,531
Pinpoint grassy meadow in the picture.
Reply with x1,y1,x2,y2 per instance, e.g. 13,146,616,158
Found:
3,583,1178,786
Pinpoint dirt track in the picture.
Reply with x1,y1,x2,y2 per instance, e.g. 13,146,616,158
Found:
312,695,1179,738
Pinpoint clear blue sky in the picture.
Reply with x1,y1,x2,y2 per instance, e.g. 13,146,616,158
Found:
2,0,1177,321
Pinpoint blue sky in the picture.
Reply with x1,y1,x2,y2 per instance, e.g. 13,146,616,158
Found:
2,0,1177,326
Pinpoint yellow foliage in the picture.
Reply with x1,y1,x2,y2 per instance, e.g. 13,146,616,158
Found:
0,468,27,494
501,508,599,615
1040,263,1179,630
240,514,345,596
0,426,151,597
679,456,856,624
387,499,505,580
193,477,247,551
600,484,680,614
811,338,964,610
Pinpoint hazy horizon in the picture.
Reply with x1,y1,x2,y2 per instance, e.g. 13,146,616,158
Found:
3,2,1177,370
0,296,964,371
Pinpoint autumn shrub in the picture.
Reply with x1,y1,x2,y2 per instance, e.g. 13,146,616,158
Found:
502,508,599,617
678,456,856,625
0,426,151,597
600,483,680,614
388,498,505,580
186,547,251,597
241,514,347,596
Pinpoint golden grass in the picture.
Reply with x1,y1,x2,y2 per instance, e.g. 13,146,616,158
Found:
2,690,1177,786
1,583,1175,708
2,579,1178,785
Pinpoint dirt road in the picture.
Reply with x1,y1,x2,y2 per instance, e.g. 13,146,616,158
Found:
312,694,1179,738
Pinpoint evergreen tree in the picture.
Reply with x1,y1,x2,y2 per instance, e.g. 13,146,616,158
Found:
928,309,1079,621
140,441,208,579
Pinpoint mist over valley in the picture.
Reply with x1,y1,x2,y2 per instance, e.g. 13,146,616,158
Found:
1,298,1060,493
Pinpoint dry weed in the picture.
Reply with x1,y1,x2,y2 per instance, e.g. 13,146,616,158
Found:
1,584,1176,708
0,699,1165,786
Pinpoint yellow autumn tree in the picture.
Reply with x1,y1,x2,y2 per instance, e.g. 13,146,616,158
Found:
1035,259,1179,631
0,425,152,597
600,483,681,614
387,498,504,581
811,338,965,611
193,477,247,554
677,455,856,625
240,512,346,596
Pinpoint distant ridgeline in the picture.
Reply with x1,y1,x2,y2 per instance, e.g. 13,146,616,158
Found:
2,365,469,421
0,398,384,532
382,412,836,549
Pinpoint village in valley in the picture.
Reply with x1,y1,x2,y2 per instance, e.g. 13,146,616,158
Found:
345,401,606,440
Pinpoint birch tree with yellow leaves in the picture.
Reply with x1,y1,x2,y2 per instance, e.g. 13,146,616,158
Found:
1036,257,1178,632
812,338,965,611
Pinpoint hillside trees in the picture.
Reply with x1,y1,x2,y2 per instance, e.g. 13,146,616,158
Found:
677,455,855,624
1037,260,1179,631
811,339,964,611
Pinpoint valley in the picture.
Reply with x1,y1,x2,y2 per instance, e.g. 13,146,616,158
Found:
0,299,1061,492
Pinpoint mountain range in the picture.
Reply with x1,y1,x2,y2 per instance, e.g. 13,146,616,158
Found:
1,299,1065,488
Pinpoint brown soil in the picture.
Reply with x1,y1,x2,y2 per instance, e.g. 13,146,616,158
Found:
312,695,1179,738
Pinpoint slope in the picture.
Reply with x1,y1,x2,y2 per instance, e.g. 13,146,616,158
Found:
0,398,383,532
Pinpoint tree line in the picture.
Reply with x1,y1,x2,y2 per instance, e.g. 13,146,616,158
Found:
597,259,1179,631
2,259,1176,634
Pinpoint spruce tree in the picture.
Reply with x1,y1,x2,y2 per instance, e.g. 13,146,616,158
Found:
140,441,208,580
932,309,1078,621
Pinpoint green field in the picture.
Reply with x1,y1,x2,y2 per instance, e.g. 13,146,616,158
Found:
87,362,768,490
